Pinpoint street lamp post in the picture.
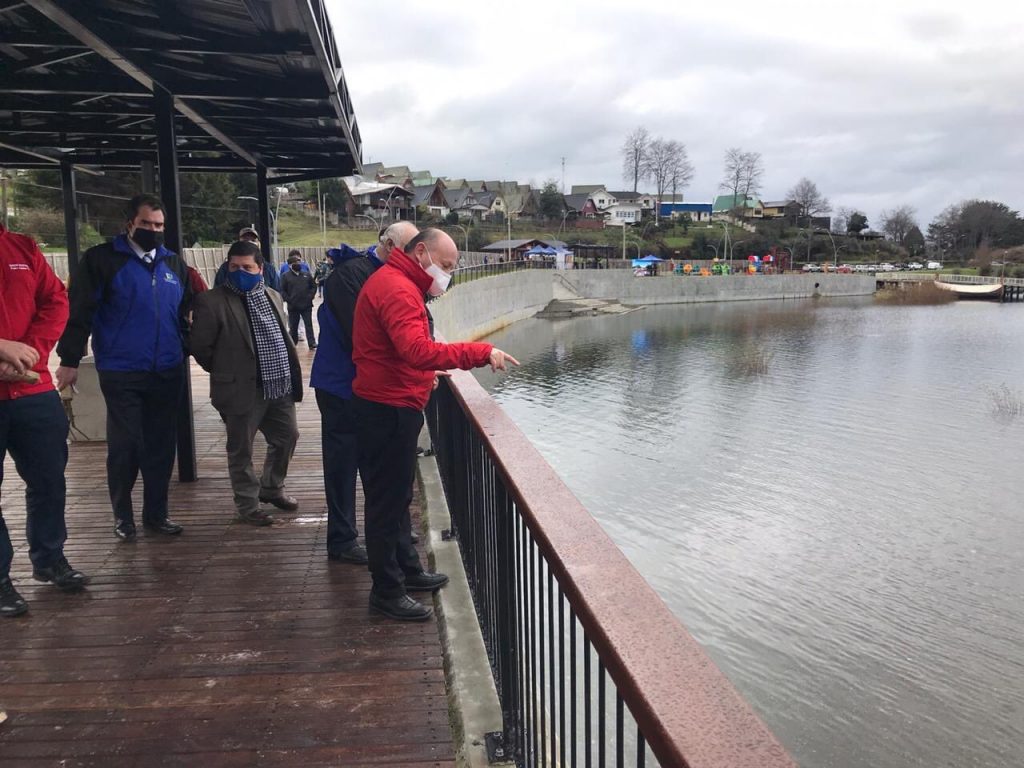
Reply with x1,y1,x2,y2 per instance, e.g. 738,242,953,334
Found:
238,194,279,255
815,228,838,271
451,223,469,254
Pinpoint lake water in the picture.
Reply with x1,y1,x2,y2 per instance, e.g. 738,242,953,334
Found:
474,297,1024,768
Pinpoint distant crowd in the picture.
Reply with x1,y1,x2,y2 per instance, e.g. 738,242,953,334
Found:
0,193,517,622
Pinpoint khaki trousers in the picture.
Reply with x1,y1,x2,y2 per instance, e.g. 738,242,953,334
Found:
222,395,299,515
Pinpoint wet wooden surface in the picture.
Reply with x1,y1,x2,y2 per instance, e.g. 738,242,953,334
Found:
0,351,456,767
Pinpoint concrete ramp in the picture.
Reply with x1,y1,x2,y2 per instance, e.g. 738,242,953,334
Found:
535,297,641,318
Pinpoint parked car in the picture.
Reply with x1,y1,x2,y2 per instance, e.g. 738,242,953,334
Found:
802,263,822,272
908,262,924,270
926,261,942,270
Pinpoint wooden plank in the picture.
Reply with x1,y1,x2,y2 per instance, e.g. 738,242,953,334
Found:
0,353,455,765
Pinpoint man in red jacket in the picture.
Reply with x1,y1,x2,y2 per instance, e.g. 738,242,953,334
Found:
352,228,518,621
0,225,89,618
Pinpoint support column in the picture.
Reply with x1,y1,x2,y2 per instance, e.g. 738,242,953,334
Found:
140,159,156,194
256,163,273,267
155,84,197,483
60,159,80,275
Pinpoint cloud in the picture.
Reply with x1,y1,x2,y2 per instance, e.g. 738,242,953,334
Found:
328,0,1024,225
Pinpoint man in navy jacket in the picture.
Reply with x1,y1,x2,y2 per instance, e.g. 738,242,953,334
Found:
309,223,418,566
56,194,192,541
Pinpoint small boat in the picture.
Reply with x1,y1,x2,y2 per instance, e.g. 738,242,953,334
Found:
934,280,1004,300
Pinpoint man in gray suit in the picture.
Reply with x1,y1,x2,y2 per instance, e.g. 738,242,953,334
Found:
191,240,303,526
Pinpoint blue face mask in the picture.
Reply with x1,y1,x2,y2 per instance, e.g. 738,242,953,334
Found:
227,268,263,293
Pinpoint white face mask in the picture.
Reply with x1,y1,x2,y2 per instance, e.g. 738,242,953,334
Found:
421,247,452,296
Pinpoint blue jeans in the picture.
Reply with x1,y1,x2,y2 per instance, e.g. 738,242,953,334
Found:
0,391,69,577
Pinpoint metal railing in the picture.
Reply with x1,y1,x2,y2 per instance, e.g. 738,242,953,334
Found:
878,271,1024,287
450,258,554,287
426,371,795,768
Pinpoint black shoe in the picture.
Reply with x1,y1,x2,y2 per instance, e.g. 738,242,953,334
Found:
404,571,448,593
308,343,318,349
258,494,299,511
114,520,137,541
0,577,28,617
410,531,420,544
32,558,89,591
369,593,432,621
143,519,184,535
237,509,274,526
328,544,368,564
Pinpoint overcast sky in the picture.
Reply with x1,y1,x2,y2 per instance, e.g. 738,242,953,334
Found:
327,0,1023,228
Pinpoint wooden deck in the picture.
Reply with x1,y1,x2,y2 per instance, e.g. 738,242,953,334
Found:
0,352,456,767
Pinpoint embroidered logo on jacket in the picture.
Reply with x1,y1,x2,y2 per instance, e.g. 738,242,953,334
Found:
164,272,178,284
8,263,30,271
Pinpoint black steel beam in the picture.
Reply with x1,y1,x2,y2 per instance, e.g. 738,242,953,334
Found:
11,49,94,73
59,158,78,272
0,28,313,56
3,71,150,96
0,92,153,115
268,168,353,185
256,163,272,265
154,84,197,484
140,159,154,193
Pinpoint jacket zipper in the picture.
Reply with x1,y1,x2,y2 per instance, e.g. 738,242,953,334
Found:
151,267,160,371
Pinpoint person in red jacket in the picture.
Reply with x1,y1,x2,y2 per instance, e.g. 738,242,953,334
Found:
352,228,518,621
0,225,89,618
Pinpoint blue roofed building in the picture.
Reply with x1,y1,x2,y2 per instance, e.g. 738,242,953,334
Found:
660,201,713,222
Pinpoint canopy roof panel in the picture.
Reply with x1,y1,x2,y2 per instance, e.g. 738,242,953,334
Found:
0,0,362,180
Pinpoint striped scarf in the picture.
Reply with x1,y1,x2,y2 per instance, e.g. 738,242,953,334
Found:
225,280,292,401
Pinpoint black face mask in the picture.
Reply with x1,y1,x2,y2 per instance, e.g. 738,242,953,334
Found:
131,228,164,252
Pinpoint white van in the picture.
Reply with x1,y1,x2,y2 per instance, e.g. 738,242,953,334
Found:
926,260,942,270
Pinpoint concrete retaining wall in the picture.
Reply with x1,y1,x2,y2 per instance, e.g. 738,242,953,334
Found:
560,271,876,305
433,270,876,341
430,270,554,341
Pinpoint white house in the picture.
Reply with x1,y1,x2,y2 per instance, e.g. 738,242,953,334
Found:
603,203,643,226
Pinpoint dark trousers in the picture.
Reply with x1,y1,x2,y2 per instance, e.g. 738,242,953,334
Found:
0,391,69,577
98,367,183,525
316,389,360,555
287,305,315,346
352,396,423,598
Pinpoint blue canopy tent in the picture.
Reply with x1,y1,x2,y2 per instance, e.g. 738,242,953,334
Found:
631,255,664,267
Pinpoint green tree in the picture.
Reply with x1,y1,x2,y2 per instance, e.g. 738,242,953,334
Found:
179,173,246,245
847,212,869,234
538,181,564,221
904,225,926,258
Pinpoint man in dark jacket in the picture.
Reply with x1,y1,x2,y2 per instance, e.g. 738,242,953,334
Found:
280,252,318,348
191,241,302,525
309,223,418,566
1,225,89,617
56,194,191,541
212,227,280,291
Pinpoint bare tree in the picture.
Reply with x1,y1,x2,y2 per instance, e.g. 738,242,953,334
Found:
880,205,918,245
739,151,764,201
621,127,651,194
644,138,694,221
832,206,854,234
721,148,764,214
667,142,695,208
721,147,745,203
787,177,831,225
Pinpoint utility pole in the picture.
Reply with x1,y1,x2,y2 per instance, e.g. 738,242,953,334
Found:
561,157,566,194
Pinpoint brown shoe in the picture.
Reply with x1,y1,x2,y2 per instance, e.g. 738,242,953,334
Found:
258,494,299,511
238,509,274,526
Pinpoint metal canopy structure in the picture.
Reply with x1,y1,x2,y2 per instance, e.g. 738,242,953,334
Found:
0,0,363,483
0,0,362,182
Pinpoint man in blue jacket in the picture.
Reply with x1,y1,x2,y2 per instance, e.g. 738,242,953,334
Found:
56,194,192,541
309,223,418,565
